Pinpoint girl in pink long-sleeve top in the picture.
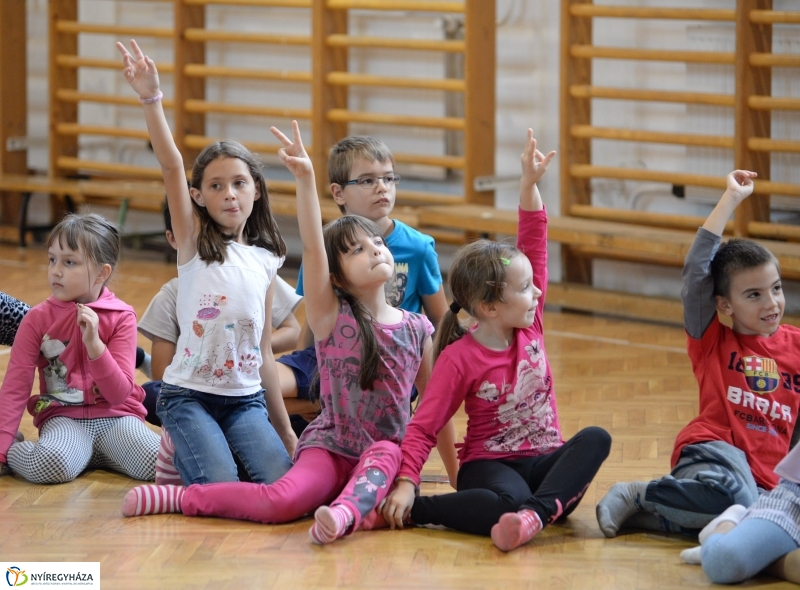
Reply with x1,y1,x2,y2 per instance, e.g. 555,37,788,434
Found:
0,213,158,484
378,130,612,552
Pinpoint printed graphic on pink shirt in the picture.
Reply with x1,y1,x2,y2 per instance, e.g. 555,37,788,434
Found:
484,339,559,454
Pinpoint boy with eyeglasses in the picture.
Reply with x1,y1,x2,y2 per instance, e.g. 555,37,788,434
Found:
278,136,449,440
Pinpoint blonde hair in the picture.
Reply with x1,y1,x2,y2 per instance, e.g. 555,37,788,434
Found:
327,136,395,214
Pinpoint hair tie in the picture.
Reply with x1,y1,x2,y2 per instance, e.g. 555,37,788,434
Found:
499,257,510,266
449,301,461,314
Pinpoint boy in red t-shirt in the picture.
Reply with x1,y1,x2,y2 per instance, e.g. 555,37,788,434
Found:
597,170,800,538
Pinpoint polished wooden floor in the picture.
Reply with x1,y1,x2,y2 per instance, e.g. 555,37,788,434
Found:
0,241,794,589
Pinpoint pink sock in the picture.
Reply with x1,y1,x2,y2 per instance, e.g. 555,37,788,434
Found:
155,430,182,485
121,484,185,517
490,509,543,552
309,505,354,544
360,508,389,531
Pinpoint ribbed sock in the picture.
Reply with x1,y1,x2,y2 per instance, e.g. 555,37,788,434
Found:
490,509,543,552
698,504,746,544
309,505,355,545
122,484,185,517
155,430,182,485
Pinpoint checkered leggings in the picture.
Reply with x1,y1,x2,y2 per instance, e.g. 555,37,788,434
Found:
7,416,159,484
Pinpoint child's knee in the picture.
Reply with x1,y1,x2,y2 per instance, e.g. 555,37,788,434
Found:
576,426,612,457
363,440,402,470
27,444,85,483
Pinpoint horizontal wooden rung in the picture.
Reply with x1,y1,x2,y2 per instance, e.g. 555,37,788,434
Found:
56,157,164,180
748,137,800,153
570,44,735,65
749,10,800,25
183,135,289,156
570,125,733,149
326,72,465,92
754,180,800,197
183,0,311,7
392,152,464,169
326,1,465,13
327,108,464,130
748,95,800,111
568,204,729,233
55,124,150,141
569,5,734,21
56,55,176,74
749,221,800,242
750,53,800,68
184,99,311,119
184,28,310,45
55,21,173,37
570,165,726,190
395,190,464,206
56,89,175,108
326,34,464,53
569,85,735,107
184,64,311,82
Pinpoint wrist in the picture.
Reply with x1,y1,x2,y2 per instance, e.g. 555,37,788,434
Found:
139,90,163,104
394,476,420,496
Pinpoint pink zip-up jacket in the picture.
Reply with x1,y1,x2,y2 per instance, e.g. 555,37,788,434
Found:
0,288,147,463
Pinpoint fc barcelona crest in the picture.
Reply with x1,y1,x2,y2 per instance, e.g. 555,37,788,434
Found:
742,356,779,394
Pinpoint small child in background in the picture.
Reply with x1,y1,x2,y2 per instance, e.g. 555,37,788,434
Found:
597,170,800,539
378,130,611,552
0,213,159,483
121,122,457,546
118,39,295,485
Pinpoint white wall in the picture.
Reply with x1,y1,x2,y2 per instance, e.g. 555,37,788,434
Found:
23,0,800,310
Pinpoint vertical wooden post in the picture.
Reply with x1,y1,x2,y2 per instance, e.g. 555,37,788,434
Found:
174,0,205,168
735,0,772,237
311,0,348,200
463,0,495,206
560,0,593,284
0,0,28,238
49,0,77,179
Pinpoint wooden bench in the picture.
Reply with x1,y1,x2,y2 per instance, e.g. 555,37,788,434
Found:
418,204,800,327
0,174,167,246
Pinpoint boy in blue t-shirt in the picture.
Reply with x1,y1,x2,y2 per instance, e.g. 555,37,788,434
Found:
278,136,447,419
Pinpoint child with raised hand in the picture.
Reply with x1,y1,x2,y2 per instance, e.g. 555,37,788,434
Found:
122,121,452,546
116,39,295,485
378,130,612,552
596,170,800,540
0,213,159,483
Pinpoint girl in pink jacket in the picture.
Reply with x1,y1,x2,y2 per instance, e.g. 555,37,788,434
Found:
0,213,158,483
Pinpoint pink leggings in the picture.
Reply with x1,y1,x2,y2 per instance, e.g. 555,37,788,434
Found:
181,440,401,529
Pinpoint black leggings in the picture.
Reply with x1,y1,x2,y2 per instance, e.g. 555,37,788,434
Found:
410,426,611,536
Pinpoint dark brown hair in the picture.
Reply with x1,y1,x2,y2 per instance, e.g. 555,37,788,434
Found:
190,140,286,264
46,213,121,287
711,238,780,298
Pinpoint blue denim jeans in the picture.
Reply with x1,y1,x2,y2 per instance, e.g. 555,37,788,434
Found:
157,383,292,485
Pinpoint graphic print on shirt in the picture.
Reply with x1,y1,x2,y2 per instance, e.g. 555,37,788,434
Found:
37,335,83,410
743,356,779,394
384,262,408,307
176,292,261,386
484,339,560,453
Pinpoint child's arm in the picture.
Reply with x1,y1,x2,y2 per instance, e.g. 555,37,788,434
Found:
681,170,757,339
271,314,301,354
0,313,40,467
116,40,196,261
150,336,176,381
421,287,447,334
519,128,556,213
271,122,339,341
260,280,298,458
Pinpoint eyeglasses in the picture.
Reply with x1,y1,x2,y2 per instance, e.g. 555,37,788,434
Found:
343,175,401,190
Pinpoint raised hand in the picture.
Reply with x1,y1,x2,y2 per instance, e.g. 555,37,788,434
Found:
270,121,313,179
725,170,757,204
115,39,161,101
521,128,556,187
